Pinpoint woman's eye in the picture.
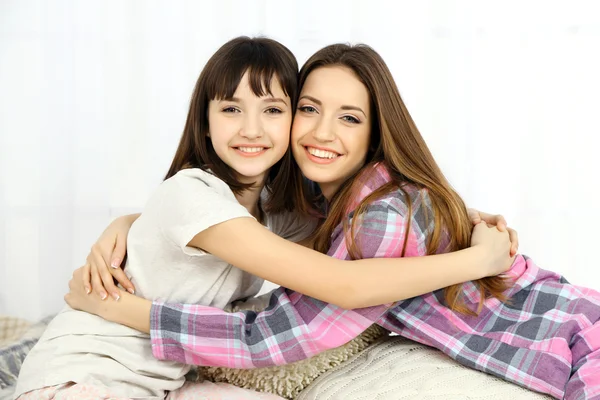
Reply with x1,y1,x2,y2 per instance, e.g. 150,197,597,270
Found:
341,115,360,124
265,107,282,114
299,105,317,113
222,107,240,113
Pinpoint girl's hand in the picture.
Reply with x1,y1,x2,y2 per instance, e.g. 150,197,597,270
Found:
467,208,519,256
82,214,139,300
471,221,516,277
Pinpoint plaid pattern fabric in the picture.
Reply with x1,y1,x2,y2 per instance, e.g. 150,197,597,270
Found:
151,165,600,400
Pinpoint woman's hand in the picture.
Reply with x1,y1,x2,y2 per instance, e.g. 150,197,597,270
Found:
65,267,151,333
467,208,518,256
471,221,516,277
65,266,117,318
82,214,139,300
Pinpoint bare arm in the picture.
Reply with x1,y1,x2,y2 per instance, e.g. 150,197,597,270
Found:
189,217,510,309
65,200,513,366
68,220,506,331
84,211,511,310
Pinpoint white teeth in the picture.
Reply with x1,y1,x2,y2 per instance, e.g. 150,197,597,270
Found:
307,147,339,159
237,147,265,153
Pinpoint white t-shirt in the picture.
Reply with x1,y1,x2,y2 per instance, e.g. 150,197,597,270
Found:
14,168,315,399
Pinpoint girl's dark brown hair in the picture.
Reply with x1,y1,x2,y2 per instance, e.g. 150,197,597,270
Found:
294,44,512,315
165,36,300,213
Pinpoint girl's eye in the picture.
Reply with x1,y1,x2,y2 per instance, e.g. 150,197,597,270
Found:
299,105,317,113
265,107,282,114
222,107,240,113
341,115,360,124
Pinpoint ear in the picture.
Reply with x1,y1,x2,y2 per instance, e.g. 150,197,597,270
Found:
206,132,211,138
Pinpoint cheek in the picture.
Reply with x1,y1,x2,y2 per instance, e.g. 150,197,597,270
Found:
291,116,310,142
355,129,371,159
269,117,292,146
207,116,232,145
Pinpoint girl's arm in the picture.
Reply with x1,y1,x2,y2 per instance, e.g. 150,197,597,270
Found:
187,217,510,309
148,198,418,367
85,209,513,308
81,212,511,311
67,197,414,366
69,198,408,366
66,199,514,368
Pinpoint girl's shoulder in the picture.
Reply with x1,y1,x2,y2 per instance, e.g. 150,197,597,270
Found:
149,168,247,220
164,168,233,196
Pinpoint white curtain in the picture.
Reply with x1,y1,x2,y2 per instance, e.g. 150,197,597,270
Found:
1,0,599,321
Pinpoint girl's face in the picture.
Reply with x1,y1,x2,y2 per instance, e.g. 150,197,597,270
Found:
208,72,292,185
291,66,372,199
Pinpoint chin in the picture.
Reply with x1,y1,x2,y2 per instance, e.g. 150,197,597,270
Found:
237,171,267,181
301,171,337,186
233,166,270,182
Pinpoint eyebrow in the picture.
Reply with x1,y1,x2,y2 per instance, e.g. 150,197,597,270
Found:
299,95,367,117
264,97,288,105
224,97,288,105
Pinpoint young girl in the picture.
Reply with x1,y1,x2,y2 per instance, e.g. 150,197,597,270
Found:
15,38,513,400
70,43,600,400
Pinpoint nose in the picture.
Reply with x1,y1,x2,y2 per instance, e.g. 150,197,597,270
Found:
312,116,335,143
239,113,263,140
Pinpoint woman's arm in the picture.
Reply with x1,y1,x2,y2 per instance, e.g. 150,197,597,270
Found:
84,213,140,300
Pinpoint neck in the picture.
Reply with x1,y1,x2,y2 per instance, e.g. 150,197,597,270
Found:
235,183,265,221
318,182,341,202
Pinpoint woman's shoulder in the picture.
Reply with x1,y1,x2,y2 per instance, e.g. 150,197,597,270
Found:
379,185,431,215
352,163,432,218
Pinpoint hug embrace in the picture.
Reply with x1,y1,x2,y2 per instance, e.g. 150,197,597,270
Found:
14,37,600,400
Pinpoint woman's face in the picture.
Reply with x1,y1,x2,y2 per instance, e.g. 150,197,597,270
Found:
208,72,292,185
291,66,372,200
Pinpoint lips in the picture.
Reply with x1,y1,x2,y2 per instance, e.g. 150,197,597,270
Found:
231,145,271,157
301,145,342,165
304,146,341,159
234,146,269,154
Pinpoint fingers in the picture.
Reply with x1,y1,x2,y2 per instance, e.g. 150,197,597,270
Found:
470,209,508,231
81,263,91,295
485,213,506,231
111,234,127,269
90,260,107,300
467,208,482,225
507,227,519,256
493,214,508,231
91,246,120,301
111,268,135,295
108,233,135,293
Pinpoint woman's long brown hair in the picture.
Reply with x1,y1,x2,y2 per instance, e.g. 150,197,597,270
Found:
293,44,511,314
